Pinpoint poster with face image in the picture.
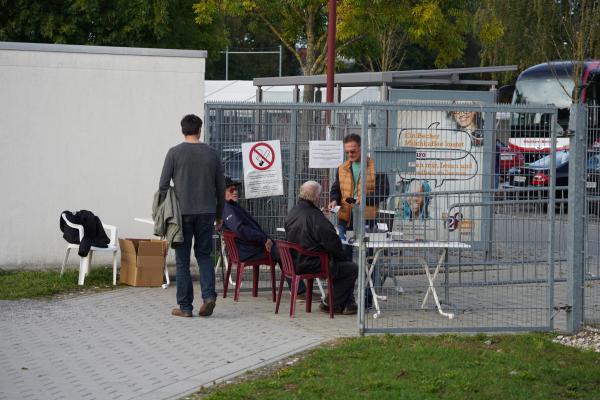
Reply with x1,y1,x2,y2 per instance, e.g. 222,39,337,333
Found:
395,105,483,242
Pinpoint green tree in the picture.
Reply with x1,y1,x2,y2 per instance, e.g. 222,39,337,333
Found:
194,0,356,78
337,0,475,72
337,0,411,71
194,0,367,98
0,0,226,50
476,0,600,85
208,15,300,80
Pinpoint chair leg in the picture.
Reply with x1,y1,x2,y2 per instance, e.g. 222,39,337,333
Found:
252,265,259,297
61,247,71,276
306,279,314,313
163,258,170,288
112,251,118,286
87,252,93,276
327,278,334,319
290,277,300,318
223,261,232,298
234,263,244,302
270,264,276,302
275,275,286,314
78,256,89,286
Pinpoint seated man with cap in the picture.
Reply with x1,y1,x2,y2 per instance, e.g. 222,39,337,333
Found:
222,176,307,298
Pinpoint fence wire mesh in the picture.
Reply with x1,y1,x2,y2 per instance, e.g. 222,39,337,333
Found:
585,104,600,327
205,100,597,333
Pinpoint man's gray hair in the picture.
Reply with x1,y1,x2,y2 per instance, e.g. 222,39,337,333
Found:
299,181,322,203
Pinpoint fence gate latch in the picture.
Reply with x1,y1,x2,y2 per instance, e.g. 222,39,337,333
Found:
554,304,572,312
551,304,572,320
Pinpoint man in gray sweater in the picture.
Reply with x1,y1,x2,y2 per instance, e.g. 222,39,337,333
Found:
159,114,225,318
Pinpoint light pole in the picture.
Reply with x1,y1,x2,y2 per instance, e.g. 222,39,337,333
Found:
326,0,336,104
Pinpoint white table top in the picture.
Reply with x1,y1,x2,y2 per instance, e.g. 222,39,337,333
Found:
277,227,469,250
361,240,471,249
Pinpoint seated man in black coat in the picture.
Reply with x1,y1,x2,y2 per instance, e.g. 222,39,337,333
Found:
222,177,307,297
284,180,358,315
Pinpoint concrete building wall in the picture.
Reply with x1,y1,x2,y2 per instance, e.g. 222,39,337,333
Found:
0,42,206,268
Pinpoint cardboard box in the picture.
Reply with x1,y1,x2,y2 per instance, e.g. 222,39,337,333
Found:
119,238,167,287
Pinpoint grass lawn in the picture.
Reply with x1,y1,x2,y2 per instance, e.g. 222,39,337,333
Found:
0,267,117,300
195,334,600,400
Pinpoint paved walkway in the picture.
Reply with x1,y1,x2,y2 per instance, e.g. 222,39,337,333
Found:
0,286,357,400
2,266,582,399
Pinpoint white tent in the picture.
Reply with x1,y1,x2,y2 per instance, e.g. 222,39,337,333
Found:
205,80,378,103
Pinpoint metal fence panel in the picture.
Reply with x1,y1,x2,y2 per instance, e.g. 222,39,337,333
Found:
205,103,362,296
357,103,560,333
585,104,600,327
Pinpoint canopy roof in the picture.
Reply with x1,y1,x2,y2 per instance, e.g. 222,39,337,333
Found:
254,66,517,88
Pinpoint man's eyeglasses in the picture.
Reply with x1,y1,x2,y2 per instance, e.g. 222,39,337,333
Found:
453,111,472,117
226,187,238,193
345,150,358,154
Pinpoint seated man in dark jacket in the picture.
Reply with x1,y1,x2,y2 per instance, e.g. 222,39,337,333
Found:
222,177,306,297
284,180,358,315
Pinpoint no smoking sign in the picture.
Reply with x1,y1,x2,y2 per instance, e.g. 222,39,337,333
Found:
241,140,284,199
249,142,275,171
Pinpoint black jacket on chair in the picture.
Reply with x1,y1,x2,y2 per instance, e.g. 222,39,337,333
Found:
60,210,110,257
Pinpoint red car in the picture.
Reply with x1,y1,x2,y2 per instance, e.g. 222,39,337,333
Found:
497,139,525,173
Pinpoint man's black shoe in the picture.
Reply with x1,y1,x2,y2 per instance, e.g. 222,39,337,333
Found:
342,303,358,315
319,301,343,314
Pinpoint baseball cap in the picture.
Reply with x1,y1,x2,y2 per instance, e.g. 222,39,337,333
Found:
225,176,241,188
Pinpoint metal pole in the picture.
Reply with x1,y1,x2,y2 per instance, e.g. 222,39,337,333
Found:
287,109,298,212
256,86,263,103
314,87,322,103
482,110,494,259
279,45,282,77
547,112,558,330
326,0,336,104
358,105,369,335
334,84,341,103
566,103,587,333
225,47,229,80
203,103,211,144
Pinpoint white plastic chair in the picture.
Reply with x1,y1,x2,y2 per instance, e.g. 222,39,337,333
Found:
60,212,119,285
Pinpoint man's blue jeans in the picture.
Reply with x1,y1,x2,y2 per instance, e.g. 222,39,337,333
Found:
175,214,216,313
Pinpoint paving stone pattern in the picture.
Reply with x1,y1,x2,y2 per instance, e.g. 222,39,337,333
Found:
0,287,331,400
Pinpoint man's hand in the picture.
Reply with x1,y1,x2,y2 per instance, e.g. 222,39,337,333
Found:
215,219,223,231
265,238,273,253
328,200,337,210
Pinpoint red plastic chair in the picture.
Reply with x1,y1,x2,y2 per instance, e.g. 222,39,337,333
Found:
222,230,276,302
275,240,334,319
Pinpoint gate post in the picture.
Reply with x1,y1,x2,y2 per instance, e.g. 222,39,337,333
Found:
357,105,369,335
566,103,587,333
287,108,299,211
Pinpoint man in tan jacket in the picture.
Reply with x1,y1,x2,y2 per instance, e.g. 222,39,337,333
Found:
328,134,389,249
328,134,389,309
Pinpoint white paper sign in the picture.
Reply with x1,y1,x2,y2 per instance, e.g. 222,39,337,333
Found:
308,140,343,168
241,140,284,199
